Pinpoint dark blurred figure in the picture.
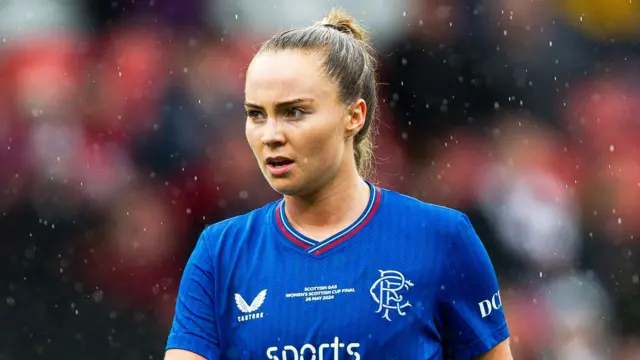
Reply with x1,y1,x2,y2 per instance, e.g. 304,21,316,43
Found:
383,0,496,163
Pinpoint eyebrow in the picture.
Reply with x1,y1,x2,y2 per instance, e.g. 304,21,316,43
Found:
244,98,314,109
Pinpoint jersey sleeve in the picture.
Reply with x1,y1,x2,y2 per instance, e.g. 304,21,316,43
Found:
436,213,510,360
166,228,221,360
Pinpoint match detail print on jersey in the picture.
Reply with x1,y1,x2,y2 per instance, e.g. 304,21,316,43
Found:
275,182,381,256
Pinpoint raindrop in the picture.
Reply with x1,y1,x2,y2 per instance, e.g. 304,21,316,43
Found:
92,290,104,303
609,144,615,152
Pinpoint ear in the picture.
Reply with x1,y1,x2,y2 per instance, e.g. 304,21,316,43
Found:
344,99,367,138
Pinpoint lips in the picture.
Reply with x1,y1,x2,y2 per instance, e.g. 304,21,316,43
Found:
266,156,294,166
265,156,295,176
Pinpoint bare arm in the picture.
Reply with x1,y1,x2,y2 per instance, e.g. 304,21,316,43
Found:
165,349,208,360
474,339,513,360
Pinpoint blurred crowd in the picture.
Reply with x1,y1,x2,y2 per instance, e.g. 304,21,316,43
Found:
1,0,639,359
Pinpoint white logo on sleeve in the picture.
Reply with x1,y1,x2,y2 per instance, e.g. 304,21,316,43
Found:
478,290,502,318
235,289,267,322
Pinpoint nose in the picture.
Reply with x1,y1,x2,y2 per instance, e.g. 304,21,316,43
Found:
261,118,285,147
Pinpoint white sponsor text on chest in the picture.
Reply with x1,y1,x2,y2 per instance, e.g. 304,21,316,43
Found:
285,285,356,302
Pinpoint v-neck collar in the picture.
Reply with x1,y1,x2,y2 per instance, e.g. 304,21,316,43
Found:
273,181,382,257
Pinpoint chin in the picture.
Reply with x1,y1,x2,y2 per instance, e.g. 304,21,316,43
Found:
266,177,302,196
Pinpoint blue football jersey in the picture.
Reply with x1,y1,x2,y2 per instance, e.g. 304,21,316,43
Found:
166,182,509,359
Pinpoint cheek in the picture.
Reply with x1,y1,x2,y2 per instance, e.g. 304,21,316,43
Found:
299,124,343,163
245,126,261,153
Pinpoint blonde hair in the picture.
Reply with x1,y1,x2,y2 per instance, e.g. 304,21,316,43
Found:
258,8,378,179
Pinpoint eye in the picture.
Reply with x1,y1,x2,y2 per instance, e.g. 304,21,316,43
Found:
285,107,305,119
246,110,265,122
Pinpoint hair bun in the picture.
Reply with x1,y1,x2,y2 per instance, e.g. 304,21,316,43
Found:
316,8,368,42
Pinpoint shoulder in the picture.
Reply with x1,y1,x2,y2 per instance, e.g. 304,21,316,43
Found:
377,187,479,254
198,200,279,250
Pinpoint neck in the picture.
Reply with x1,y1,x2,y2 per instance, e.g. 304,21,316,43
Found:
283,167,370,236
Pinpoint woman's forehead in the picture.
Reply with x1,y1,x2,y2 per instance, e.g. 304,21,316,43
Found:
245,50,336,104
